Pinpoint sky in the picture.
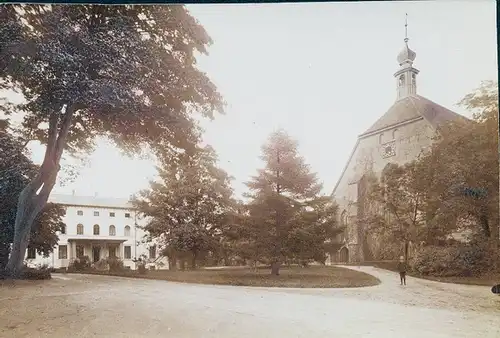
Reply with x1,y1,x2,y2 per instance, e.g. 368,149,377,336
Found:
22,1,498,200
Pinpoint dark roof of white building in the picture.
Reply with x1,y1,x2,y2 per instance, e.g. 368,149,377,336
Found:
48,194,134,210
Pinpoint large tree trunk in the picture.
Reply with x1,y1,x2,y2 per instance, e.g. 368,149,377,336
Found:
404,240,409,263
5,180,55,277
0,241,10,274
168,256,177,271
4,106,74,278
191,251,197,270
270,260,280,276
271,150,282,277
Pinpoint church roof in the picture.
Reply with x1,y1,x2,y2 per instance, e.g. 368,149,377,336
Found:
359,95,464,137
331,95,467,197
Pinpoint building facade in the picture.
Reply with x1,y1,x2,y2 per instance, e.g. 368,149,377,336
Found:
330,34,464,264
25,193,169,270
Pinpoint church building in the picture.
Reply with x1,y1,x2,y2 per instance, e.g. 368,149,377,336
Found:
330,28,464,264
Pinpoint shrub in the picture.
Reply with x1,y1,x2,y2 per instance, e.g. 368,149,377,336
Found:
106,257,125,272
68,255,92,272
137,263,147,275
410,242,494,277
20,265,52,280
94,258,109,271
366,233,401,261
133,255,148,275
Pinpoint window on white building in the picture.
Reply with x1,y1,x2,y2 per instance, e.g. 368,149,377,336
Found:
77,224,84,235
58,245,68,259
93,224,100,235
109,212,115,217
125,213,131,218
109,225,116,236
124,225,131,237
149,245,156,259
124,246,132,259
27,247,36,259
77,210,83,216
94,211,100,216
60,223,66,235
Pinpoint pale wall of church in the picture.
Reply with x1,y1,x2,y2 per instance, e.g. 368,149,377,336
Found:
332,117,437,262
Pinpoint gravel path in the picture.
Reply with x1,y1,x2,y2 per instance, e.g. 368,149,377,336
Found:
1,266,499,338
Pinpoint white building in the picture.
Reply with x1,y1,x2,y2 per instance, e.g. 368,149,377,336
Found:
25,193,169,270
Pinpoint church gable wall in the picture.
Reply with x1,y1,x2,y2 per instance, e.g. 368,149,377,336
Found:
334,117,435,206
332,118,437,262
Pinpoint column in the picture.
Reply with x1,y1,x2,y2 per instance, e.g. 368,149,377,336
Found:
72,241,77,262
68,241,72,261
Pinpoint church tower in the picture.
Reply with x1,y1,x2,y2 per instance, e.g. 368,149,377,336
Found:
330,14,465,265
394,14,419,100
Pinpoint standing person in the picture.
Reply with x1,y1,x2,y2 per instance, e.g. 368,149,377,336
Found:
397,256,407,285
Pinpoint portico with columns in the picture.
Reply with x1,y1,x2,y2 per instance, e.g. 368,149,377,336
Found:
67,236,127,263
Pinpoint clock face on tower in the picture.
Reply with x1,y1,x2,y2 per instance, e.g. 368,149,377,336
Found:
381,141,396,158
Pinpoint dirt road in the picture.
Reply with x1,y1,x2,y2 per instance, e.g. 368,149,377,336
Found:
0,266,498,337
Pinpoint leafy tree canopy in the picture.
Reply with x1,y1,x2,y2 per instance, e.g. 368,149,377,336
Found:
0,4,224,275
241,130,339,274
1,5,223,157
134,145,235,269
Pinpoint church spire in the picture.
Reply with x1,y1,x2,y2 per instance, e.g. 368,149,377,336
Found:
394,14,419,100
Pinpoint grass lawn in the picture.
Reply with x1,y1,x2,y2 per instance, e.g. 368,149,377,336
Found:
67,265,381,288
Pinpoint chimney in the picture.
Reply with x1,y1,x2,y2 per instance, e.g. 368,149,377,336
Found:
72,190,75,196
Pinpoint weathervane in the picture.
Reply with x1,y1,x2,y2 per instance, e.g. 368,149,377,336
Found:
404,13,409,43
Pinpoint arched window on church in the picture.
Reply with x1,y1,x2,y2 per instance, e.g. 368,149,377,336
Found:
379,133,384,144
412,73,416,84
392,129,398,140
399,74,405,86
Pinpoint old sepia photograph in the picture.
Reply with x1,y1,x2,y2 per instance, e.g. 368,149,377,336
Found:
0,1,498,337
